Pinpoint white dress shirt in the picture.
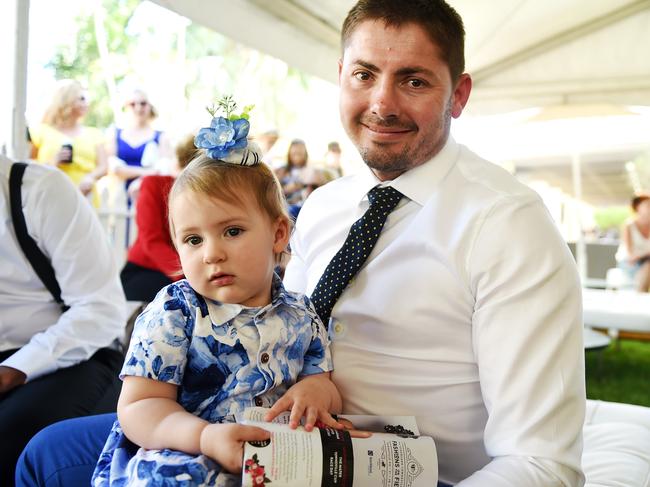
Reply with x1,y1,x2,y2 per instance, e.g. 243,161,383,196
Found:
285,137,585,486
0,156,126,380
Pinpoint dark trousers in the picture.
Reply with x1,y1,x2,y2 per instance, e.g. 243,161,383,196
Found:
120,261,172,302
0,347,123,487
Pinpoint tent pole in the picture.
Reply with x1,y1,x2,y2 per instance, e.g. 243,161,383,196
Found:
572,151,587,283
11,0,30,160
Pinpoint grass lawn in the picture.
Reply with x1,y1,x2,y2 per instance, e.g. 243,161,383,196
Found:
585,338,650,407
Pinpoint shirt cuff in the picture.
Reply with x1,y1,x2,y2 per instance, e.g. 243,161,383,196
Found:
1,345,57,382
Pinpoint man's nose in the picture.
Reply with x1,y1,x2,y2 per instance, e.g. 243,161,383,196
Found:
370,79,400,119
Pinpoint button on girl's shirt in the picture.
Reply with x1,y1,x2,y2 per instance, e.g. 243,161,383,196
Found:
260,352,270,364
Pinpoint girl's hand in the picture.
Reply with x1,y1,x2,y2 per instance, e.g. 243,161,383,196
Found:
264,373,343,432
200,423,270,473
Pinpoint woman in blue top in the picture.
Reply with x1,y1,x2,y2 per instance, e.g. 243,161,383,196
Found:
107,88,172,193
92,104,343,487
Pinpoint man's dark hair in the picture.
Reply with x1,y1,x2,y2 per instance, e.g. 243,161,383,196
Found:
341,0,465,82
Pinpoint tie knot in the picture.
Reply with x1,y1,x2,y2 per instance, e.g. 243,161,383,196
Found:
368,185,403,209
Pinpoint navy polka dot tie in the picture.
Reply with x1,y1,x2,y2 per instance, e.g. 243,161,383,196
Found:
311,185,404,326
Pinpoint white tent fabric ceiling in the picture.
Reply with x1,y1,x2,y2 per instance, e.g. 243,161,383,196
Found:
150,0,650,206
151,0,650,115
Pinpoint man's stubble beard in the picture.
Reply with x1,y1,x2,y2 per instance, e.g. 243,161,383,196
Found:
358,100,453,175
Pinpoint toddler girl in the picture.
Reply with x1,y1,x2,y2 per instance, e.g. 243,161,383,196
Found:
92,103,342,486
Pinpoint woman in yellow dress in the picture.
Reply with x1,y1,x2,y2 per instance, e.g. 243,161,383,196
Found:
29,79,108,199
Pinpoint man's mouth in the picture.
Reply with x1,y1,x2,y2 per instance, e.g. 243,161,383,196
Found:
359,117,416,138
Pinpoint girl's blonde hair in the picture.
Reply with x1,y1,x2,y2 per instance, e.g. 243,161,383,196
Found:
168,151,291,263
42,79,85,127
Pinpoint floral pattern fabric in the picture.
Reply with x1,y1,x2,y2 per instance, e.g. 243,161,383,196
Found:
92,275,331,486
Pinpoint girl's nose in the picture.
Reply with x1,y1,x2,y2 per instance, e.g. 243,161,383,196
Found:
203,240,225,264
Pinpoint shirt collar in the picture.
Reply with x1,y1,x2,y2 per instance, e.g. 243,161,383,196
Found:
205,273,303,325
352,136,460,207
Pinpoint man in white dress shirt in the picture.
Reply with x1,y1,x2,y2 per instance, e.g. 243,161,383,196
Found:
0,156,126,485
284,1,585,485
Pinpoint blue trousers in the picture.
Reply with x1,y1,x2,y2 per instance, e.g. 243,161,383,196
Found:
16,413,453,487
16,413,116,487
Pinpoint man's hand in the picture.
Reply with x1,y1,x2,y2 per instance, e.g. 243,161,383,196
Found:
0,366,27,394
264,373,343,431
199,423,270,473
337,417,372,439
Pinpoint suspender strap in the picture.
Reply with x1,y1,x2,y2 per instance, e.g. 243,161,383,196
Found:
9,162,69,312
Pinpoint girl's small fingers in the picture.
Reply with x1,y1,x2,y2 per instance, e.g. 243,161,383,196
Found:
289,403,306,429
265,397,292,422
303,408,318,432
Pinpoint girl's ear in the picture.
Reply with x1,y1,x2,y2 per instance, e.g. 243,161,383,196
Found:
272,217,290,255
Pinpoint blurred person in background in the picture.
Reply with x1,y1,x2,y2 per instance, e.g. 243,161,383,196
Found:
29,79,107,202
615,193,650,292
107,88,173,200
119,134,196,302
324,140,343,178
275,138,309,204
288,167,333,220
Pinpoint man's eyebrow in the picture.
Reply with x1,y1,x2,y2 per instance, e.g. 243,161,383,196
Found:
351,60,438,79
395,66,436,77
352,60,380,72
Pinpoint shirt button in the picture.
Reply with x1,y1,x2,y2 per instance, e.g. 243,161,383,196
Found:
260,352,270,364
255,397,263,407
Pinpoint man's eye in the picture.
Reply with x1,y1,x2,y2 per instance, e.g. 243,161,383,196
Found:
185,236,202,246
408,79,425,88
226,228,242,237
354,71,371,81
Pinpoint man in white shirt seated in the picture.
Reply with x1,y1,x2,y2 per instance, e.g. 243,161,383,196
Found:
285,0,585,485
0,156,126,485
14,1,585,486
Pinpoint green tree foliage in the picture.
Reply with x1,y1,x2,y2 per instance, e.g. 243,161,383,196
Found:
44,1,317,136
594,206,630,232
46,0,140,128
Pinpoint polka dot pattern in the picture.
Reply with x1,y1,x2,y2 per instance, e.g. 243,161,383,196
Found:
311,186,404,326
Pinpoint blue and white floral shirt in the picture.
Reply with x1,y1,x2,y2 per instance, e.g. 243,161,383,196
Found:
122,274,332,421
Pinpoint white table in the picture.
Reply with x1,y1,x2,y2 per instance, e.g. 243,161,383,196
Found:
582,288,650,336
583,327,611,351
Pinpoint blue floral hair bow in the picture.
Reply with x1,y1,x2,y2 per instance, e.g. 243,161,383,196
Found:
194,96,261,166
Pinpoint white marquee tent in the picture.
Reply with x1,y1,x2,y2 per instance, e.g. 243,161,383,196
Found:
3,0,650,205
148,0,650,115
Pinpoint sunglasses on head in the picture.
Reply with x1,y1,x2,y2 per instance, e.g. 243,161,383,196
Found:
128,101,149,108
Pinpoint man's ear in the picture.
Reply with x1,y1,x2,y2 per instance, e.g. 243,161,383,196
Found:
338,59,343,85
272,217,290,254
450,73,472,119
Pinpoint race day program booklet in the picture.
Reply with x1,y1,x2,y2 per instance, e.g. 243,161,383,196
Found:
237,407,438,487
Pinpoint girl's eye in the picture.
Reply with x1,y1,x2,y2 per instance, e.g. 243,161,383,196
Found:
226,228,242,237
185,236,202,246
